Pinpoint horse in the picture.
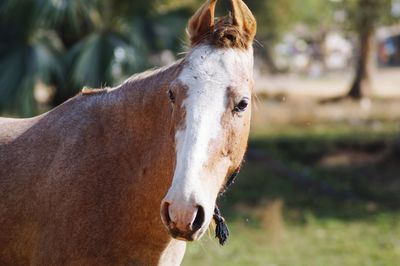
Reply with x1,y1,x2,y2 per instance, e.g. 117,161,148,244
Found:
0,0,256,265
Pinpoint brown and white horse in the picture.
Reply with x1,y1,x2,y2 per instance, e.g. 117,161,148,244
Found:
0,0,256,265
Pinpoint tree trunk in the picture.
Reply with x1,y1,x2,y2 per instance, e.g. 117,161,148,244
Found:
348,28,374,99
348,0,377,99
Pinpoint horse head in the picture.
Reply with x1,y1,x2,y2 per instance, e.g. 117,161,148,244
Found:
161,0,256,242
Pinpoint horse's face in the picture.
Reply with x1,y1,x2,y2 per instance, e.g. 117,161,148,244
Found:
161,0,256,242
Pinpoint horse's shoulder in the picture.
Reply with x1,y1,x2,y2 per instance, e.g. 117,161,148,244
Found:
0,94,93,145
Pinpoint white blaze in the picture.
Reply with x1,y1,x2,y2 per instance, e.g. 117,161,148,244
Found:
165,44,253,232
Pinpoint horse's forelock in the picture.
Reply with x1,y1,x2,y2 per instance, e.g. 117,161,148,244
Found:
191,16,251,50
214,17,251,49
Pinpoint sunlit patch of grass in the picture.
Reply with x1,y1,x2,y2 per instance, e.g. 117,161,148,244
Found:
183,212,400,266
250,121,400,140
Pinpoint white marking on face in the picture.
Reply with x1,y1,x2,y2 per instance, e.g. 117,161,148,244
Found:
164,44,254,235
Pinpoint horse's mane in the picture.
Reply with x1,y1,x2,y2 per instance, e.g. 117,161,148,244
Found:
111,59,185,96
123,59,184,86
80,59,184,96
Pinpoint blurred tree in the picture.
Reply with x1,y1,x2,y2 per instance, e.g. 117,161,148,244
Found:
223,0,334,72
345,0,393,99
250,0,295,72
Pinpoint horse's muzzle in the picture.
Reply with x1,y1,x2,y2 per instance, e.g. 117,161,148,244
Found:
160,201,205,241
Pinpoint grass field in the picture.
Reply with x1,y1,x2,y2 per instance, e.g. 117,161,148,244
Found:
182,98,400,266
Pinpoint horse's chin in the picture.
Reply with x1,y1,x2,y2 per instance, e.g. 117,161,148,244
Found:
167,226,206,242
174,236,195,242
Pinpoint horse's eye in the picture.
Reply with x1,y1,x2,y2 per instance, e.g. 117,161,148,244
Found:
168,90,175,103
234,98,249,112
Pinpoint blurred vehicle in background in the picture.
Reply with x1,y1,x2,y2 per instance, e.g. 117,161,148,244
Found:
378,25,400,66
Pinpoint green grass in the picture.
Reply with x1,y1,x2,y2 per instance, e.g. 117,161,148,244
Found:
183,122,400,266
183,213,400,266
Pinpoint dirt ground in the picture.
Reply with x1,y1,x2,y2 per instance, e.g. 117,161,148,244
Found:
251,96,400,130
254,67,400,99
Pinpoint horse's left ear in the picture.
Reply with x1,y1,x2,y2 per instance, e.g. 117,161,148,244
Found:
230,0,257,42
188,0,217,46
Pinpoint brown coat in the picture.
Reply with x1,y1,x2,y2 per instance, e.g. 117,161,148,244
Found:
0,62,184,265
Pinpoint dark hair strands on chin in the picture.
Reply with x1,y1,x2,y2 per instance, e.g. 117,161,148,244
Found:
213,163,242,245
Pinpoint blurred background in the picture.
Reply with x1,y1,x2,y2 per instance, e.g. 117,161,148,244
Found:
1,0,400,265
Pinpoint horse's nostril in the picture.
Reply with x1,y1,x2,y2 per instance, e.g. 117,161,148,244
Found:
162,201,205,236
192,205,205,232
161,202,172,226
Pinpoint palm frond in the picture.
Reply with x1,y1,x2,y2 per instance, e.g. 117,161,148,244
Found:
66,30,146,89
0,30,64,116
34,0,96,30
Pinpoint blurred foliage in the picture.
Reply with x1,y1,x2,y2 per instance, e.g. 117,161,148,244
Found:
343,0,393,29
0,0,195,116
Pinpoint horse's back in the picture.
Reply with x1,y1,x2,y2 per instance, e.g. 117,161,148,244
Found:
0,117,38,144
0,100,93,265
0,115,50,263
0,114,48,188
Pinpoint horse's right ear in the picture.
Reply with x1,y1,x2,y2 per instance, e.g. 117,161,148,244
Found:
188,0,217,46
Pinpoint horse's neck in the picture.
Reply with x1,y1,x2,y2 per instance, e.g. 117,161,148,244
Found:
102,60,183,193
116,60,183,147
108,61,185,261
